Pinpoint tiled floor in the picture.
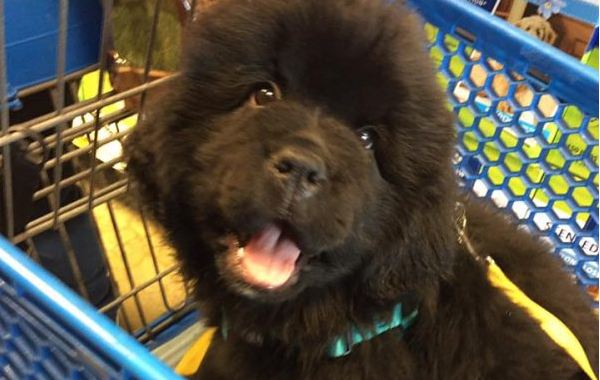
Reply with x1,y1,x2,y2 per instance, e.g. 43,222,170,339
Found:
93,200,187,332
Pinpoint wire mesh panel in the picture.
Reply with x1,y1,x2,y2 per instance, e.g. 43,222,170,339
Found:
0,0,194,379
1,0,195,365
0,278,124,379
0,0,196,377
410,0,599,304
0,237,181,379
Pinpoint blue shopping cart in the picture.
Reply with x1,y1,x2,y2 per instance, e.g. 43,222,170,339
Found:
5,0,102,110
409,0,598,298
0,0,597,378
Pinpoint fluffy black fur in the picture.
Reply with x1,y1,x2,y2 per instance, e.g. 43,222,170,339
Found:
125,0,598,378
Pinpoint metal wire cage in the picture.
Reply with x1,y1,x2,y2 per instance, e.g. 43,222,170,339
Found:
1,0,194,377
2,0,195,335
0,0,597,378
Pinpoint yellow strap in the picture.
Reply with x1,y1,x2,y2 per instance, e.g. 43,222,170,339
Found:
175,327,217,376
487,259,598,380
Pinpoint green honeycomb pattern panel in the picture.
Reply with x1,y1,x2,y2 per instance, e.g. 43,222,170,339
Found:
425,22,599,303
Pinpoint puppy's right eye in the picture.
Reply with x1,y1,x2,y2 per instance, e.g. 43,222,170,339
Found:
249,82,281,107
356,126,376,150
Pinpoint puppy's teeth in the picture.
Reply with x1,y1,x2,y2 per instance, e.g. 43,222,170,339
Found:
237,247,245,258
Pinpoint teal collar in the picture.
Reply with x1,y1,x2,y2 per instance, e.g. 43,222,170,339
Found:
221,303,419,358
327,303,419,357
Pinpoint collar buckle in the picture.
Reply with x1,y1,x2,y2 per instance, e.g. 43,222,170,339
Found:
455,202,480,261
328,331,353,357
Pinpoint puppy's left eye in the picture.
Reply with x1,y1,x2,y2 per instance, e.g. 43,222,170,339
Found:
249,82,281,107
357,126,376,150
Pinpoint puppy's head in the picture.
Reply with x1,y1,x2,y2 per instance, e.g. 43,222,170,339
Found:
126,0,456,304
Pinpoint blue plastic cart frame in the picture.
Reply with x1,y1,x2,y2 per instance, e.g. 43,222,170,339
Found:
0,237,182,379
410,0,598,294
0,0,597,378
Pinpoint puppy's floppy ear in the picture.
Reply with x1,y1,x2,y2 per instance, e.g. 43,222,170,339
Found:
124,112,168,222
124,120,160,217
125,87,198,235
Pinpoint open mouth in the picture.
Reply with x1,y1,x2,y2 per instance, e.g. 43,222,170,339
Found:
224,223,304,290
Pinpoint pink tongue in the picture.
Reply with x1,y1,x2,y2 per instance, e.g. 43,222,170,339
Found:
239,224,301,289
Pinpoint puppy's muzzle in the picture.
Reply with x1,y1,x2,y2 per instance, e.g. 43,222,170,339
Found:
269,147,327,200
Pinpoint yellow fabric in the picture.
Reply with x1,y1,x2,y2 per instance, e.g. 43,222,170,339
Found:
486,258,598,380
175,327,217,377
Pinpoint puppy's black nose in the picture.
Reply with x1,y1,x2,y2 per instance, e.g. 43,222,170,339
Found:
269,148,327,199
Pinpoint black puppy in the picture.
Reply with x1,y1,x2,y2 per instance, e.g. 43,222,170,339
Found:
125,0,598,378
